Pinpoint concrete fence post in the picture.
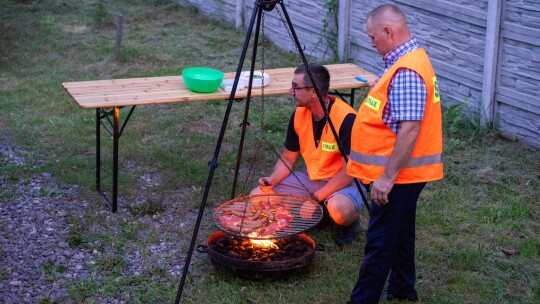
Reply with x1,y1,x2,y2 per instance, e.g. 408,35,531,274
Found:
337,0,351,62
115,14,123,60
481,0,503,126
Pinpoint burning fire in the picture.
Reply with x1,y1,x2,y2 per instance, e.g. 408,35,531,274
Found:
249,239,278,249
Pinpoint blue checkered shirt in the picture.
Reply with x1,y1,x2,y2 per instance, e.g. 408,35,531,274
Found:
373,38,427,134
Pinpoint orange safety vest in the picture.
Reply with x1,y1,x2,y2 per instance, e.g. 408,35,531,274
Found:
294,97,356,180
347,48,443,184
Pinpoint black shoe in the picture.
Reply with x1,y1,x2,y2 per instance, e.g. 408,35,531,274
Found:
380,291,418,302
334,220,360,246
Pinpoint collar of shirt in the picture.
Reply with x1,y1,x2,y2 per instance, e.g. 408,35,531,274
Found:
383,38,420,68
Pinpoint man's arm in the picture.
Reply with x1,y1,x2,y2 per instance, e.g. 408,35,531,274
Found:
258,148,299,187
371,120,421,205
313,158,353,201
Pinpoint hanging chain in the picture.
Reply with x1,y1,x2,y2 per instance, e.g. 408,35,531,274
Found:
239,8,267,195
268,142,318,201
260,8,266,134
262,6,318,202
240,5,318,202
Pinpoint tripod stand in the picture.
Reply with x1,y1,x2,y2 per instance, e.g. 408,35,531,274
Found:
175,1,369,302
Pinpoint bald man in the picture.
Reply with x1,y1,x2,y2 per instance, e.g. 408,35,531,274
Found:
347,4,443,303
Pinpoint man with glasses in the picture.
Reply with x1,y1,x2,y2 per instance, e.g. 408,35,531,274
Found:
251,63,364,246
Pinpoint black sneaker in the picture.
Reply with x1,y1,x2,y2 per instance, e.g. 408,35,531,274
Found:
380,291,418,302
334,220,360,246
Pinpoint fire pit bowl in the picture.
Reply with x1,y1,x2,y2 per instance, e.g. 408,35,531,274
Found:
182,67,224,93
199,231,319,272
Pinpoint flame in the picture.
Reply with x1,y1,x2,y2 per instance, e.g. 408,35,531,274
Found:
250,239,278,249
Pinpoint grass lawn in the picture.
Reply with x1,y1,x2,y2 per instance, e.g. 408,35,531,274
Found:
1,0,539,303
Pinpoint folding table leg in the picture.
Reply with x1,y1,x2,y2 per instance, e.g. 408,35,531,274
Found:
112,107,119,213
96,108,115,212
96,109,101,193
331,88,357,107
95,106,136,213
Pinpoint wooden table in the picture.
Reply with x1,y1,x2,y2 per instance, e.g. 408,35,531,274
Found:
63,63,375,212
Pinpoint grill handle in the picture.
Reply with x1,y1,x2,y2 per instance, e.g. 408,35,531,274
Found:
197,244,209,253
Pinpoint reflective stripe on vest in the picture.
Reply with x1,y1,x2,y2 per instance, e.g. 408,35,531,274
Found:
350,151,443,168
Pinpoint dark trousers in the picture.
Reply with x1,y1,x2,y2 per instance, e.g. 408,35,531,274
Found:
350,182,426,304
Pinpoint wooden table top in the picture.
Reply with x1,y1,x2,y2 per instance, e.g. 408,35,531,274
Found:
62,63,376,109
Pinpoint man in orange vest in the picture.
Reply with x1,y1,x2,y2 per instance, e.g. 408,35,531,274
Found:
251,63,365,246
346,4,443,303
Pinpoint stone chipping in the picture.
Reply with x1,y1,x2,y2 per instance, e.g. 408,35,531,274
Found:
0,145,210,303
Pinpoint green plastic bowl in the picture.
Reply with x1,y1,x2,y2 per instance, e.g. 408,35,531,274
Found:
182,67,224,93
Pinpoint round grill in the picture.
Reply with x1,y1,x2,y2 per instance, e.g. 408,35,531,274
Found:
213,193,323,240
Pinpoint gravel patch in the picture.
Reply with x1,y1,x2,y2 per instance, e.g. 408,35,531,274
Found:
0,145,213,303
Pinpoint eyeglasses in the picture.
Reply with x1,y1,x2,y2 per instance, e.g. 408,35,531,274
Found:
291,86,313,94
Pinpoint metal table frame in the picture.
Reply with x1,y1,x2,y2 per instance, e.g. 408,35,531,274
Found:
95,106,136,212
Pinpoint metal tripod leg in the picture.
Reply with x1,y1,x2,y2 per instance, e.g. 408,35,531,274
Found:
230,4,264,199
174,1,263,303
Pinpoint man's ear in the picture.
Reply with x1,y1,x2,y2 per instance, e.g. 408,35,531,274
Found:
384,25,392,38
311,89,319,100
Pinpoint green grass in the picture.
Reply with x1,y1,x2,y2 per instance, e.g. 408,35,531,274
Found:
1,0,539,303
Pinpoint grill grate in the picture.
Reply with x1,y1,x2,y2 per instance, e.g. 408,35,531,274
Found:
213,193,323,240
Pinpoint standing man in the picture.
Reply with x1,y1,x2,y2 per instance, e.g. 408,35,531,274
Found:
251,63,364,246
347,4,443,303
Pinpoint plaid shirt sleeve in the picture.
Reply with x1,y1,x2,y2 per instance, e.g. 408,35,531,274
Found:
384,68,427,134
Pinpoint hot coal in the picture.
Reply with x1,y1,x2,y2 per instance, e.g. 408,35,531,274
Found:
210,235,312,262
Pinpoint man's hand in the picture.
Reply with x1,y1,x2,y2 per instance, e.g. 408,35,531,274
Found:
371,174,394,205
258,177,274,193
371,121,421,206
300,200,318,219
